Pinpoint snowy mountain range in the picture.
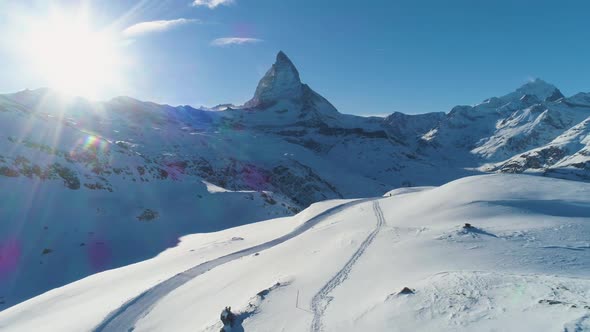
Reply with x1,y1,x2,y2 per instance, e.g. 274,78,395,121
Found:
1,51,589,310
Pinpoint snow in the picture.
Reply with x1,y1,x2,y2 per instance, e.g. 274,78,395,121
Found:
486,116,590,178
1,174,588,331
499,78,563,103
202,180,258,194
1,50,590,312
246,51,303,107
383,186,435,197
93,198,366,332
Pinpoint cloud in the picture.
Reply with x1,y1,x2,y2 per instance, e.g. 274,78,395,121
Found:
123,18,198,37
192,0,233,9
211,37,262,47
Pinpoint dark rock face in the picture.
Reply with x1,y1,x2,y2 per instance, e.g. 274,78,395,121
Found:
499,146,567,173
398,287,415,295
546,88,565,102
137,209,159,221
270,161,342,207
245,51,303,107
318,125,389,139
520,94,541,105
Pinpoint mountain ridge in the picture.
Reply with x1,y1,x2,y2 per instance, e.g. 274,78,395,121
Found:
0,51,589,309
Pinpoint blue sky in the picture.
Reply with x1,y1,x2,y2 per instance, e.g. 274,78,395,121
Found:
0,0,588,115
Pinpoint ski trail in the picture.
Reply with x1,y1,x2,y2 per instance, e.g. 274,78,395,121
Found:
310,200,385,332
93,198,373,332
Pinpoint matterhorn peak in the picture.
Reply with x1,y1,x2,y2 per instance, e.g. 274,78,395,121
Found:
245,51,304,107
275,51,300,78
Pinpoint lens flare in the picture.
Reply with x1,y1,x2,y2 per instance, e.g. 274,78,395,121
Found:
18,6,127,99
84,135,110,152
87,239,112,272
0,237,21,280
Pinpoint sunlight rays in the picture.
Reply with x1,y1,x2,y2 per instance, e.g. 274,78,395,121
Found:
19,7,127,100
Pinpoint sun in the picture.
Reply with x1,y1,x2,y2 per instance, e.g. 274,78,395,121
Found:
23,9,125,99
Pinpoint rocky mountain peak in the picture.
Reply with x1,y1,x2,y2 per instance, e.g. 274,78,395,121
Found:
245,51,303,107
510,78,564,102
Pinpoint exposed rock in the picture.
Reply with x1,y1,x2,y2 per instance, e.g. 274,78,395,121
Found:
398,287,415,295
137,209,159,222
245,51,303,107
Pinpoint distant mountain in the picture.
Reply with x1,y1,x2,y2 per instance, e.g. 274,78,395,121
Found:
485,116,590,180
0,51,589,308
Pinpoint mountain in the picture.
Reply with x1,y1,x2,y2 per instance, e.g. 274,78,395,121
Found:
1,175,589,331
420,79,590,169
245,51,304,107
485,116,590,180
0,51,589,309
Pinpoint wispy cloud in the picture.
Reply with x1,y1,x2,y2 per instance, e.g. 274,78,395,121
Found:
211,37,262,47
123,18,198,37
192,0,234,9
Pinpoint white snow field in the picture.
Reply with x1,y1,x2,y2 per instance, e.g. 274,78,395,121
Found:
1,174,589,332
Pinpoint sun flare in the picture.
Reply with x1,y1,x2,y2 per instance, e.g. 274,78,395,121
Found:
23,9,125,99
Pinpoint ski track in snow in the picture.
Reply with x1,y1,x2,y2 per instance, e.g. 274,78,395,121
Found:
310,200,385,332
93,198,374,332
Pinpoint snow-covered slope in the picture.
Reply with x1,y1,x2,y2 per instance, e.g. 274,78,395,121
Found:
485,116,590,180
1,174,588,331
1,51,590,309
423,79,590,163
